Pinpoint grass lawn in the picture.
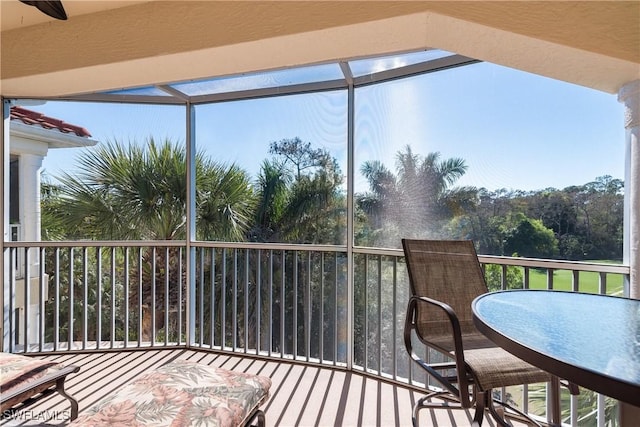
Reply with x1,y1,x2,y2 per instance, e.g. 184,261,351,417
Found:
527,264,624,295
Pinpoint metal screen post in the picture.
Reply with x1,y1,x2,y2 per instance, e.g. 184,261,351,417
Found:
186,102,197,346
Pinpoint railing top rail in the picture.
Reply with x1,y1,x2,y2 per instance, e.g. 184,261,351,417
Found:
351,246,628,274
3,240,187,248
3,240,629,274
477,254,629,274
192,241,347,252
3,240,347,252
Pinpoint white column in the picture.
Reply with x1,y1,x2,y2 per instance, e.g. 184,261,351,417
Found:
618,80,640,299
18,153,45,346
19,153,44,244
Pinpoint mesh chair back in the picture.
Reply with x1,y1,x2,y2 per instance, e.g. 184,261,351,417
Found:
402,239,488,350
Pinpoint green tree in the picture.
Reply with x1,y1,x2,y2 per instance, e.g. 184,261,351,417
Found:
42,138,256,342
250,159,289,242
483,264,524,291
570,176,624,260
40,174,66,241
268,137,332,180
504,215,559,258
47,138,255,241
447,188,514,255
248,138,347,355
251,137,346,244
357,145,476,247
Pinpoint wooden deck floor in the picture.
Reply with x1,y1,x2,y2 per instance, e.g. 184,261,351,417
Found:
1,349,527,427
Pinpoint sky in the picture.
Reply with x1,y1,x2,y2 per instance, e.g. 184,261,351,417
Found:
29,61,625,194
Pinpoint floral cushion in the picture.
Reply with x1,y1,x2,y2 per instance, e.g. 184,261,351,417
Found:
0,353,60,399
69,360,271,427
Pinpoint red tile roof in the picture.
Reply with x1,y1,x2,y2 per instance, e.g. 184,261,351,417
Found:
10,106,92,138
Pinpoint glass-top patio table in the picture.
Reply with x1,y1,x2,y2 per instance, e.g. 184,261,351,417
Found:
472,290,640,407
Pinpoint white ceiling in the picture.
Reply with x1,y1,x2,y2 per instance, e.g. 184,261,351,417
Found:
1,1,638,98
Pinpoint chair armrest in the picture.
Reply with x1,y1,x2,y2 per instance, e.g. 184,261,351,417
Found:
405,296,466,355
404,296,471,405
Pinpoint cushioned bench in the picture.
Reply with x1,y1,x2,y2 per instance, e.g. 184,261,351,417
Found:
0,352,80,420
69,360,272,427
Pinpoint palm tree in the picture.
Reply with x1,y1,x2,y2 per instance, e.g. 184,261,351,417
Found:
357,145,476,247
249,159,290,242
49,138,254,241
44,138,256,341
248,139,347,354
252,138,346,245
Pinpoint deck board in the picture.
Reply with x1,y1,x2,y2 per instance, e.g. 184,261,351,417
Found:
1,349,529,426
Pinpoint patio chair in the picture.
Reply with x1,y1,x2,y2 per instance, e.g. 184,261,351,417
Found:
402,239,569,427
0,352,80,420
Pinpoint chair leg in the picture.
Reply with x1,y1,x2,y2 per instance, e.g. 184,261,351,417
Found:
474,391,515,427
412,395,433,427
242,408,265,427
412,391,468,426
472,391,487,427
487,394,513,427
55,378,79,420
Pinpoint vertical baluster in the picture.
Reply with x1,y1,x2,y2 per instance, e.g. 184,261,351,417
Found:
256,249,262,356
572,270,580,292
68,247,74,351
210,248,216,349
547,268,555,289
221,248,227,349
522,384,529,420
199,247,204,346
408,343,414,386
268,250,273,357
599,272,607,295
244,249,249,354
570,391,579,426
24,248,30,352
293,250,298,359
280,250,285,358
54,247,60,351
178,247,183,345
306,251,311,362
320,252,325,363
501,264,508,290
110,247,115,349
83,247,88,350
39,247,45,352
96,247,102,350
364,253,368,371
178,248,182,344
123,247,129,348
9,248,15,353
233,248,238,350
164,246,169,347
334,253,338,366
392,257,397,380
151,247,157,347
597,393,605,427
138,247,143,348
379,256,383,375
